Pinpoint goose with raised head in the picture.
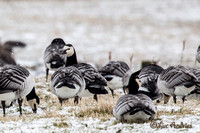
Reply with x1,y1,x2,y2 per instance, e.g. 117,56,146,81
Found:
0,40,26,67
44,38,67,81
60,44,108,102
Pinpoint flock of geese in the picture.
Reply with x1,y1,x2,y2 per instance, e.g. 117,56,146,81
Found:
0,38,200,123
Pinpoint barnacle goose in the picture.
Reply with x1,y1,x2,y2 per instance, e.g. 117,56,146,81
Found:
50,66,86,105
99,61,130,97
113,71,159,123
44,38,67,81
73,63,108,102
0,65,40,116
0,40,26,67
60,44,108,102
157,65,200,104
196,45,200,63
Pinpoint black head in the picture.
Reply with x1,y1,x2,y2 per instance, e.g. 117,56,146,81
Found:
127,70,140,94
198,45,200,52
60,44,78,66
139,82,163,101
26,87,40,113
51,38,65,45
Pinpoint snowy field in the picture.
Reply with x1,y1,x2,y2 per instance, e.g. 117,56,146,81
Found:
0,0,200,132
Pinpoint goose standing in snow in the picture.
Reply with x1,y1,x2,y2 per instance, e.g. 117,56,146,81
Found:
44,38,67,81
157,65,200,104
59,44,108,103
50,66,86,105
99,61,130,97
73,63,108,102
0,65,40,116
0,40,26,67
113,71,159,123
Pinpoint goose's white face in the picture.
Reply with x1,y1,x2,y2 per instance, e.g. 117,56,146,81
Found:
63,46,74,57
28,99,39,113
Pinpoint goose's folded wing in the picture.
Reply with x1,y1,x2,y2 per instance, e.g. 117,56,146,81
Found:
114,94,156,117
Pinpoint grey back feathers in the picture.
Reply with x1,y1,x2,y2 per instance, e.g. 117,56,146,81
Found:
50,66,86,99
0,65,38,116
99,61,130,77
44,38,66,69
138,64,164,84
158,65,199,89
0,40,26,67
74,63,107,86
157,65,200,103
0,65,33,98
113,94,157,122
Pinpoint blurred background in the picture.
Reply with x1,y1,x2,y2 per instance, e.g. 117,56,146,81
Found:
0,0,200,76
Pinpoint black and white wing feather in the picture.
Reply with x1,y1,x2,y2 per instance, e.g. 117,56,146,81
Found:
73,63,108,95
113,94,156,122
99,61,130,77
50,66,85,99
44,39,66,69
0,65,34,99
138,64,164,84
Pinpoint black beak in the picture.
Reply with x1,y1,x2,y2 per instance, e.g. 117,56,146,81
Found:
59,49,67,54
32,104,37,114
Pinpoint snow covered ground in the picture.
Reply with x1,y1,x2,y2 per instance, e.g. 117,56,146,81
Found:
0,0,200,132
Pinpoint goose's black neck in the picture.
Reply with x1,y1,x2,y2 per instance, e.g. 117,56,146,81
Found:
139,82,161,100
26,87,40,104
128,70,141,94
65,51,78,66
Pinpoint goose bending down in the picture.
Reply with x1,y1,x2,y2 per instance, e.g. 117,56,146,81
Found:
50,66,86,105
44,38,67,81
73,63,108,102
0,65,40,116
113,72,159,123
99,61,130,96
157,65,200,104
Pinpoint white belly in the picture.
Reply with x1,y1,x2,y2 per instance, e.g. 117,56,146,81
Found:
123,111,151,122
0,100,14,108
79,89,94,98
174,85,196,96
107,76,123,90
55,84,80,99
0,92,18,101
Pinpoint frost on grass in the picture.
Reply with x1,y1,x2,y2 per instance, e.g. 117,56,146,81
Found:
0,76,200,132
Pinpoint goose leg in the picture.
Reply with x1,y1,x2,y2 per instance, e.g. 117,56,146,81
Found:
58,98,63,106
110,89,114,98
1,101,6,117
93,94,98,102
74,96,79,105
173,96,177,104
46,68,49,82
182,96,186,103
18,99,23,116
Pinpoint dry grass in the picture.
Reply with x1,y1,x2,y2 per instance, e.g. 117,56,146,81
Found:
75,96,116,119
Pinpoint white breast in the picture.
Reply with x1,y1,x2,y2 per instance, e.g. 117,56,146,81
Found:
107,76,123,90
174,85,196,96
55,84,80,99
